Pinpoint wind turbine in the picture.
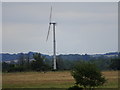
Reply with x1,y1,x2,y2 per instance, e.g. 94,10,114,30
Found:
46,6,57,70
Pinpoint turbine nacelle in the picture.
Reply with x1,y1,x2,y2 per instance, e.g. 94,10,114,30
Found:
49,21,57,25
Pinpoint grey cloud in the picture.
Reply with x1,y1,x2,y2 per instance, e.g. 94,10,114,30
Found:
2,2,118,54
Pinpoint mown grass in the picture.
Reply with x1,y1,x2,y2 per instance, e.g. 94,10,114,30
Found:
2,71,119,88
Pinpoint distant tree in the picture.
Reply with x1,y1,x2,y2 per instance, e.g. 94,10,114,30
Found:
2,62,16,72
63,60,75,70
56,56,65,70
31,53,46,71
89,58,111,70
24,54,30,71
2,62,9,72
18,53,25,66
109,58,120,70
71,61,106,89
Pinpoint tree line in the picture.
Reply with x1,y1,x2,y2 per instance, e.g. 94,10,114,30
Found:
2,53,51,72
2,53,120,72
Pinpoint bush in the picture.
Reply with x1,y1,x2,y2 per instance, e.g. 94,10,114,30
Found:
71,61,106,88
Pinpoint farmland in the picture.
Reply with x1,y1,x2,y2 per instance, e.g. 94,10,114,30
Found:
2,71,119,89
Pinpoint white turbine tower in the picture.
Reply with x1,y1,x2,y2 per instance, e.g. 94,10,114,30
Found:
46,6,57,70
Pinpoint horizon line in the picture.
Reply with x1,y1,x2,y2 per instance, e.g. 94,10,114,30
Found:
0,51,119,55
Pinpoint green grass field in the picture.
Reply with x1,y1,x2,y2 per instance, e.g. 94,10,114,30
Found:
2,71,119,88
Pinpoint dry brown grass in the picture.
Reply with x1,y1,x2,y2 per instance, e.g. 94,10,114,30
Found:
2,71,119,88
101,71,119,88
2,71,75,88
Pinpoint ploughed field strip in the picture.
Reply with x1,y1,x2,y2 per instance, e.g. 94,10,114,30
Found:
2,71,119,88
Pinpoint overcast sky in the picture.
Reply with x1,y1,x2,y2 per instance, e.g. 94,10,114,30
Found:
2,2,118,55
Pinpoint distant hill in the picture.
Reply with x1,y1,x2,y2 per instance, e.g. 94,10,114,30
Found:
0,52,51,62
58,54,91,61
0,52,118,62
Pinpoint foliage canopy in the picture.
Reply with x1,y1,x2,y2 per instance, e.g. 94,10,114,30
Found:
71,61,106,88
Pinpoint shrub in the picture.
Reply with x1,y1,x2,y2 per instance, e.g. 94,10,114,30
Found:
71,61,106,89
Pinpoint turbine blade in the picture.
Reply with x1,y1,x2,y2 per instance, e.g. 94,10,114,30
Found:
49,6,52,23
46,6,52,42
46,24,51,41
